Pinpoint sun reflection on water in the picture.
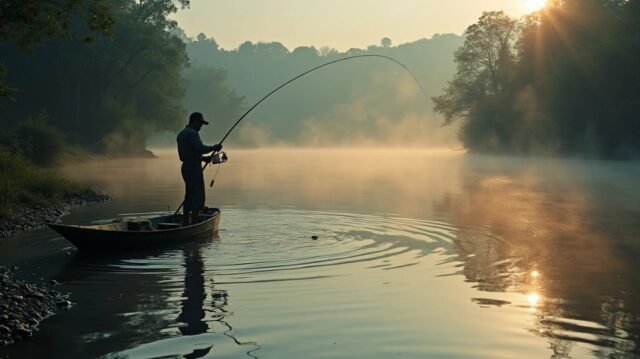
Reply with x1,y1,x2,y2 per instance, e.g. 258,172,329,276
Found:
51,149,640,359
528,292,541,306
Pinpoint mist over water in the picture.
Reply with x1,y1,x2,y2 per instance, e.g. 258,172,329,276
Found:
2,0,639,357
0,149,638,358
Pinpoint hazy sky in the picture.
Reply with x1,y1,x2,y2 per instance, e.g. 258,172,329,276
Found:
173,0,537,51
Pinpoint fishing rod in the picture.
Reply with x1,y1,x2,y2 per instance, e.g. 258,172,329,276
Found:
175,54,428,216
217,54,430,145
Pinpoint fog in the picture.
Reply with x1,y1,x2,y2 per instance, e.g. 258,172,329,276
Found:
146,34,464,149
2,1,640,358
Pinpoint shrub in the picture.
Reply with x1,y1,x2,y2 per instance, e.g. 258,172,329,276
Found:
1,114,66,166
0,147,86,218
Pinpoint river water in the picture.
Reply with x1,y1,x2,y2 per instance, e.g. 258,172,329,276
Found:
0,149,639,358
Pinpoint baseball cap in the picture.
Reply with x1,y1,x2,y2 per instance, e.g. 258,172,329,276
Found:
189,112,209,125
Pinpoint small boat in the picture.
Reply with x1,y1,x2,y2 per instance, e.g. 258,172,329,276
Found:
48,207,221,254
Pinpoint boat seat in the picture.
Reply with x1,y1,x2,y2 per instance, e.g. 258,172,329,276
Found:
157,222,181,230
126,220,152,231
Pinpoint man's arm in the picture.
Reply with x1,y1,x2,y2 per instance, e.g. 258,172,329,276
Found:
191,131,216,154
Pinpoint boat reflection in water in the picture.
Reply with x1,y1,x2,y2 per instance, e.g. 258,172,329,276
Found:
25,235,259,359
1,150,639,358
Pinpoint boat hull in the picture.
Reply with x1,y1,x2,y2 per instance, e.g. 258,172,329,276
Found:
48,209,220,254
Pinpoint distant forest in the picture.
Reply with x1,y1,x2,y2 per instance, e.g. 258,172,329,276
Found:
1,0,639,159
179,32,462,147
433,0,640,159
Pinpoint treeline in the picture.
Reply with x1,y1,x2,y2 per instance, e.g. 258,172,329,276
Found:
2,0,464,155
0,0,228,214
0,0,241,159
179,33,462,147
433,0,640,159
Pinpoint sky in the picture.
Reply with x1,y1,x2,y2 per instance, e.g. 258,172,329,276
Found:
172,0,539,51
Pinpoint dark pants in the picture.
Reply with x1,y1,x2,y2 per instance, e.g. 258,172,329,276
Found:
181,163,205,220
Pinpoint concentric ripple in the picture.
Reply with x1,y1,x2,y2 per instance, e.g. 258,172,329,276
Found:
27,209,638,358
91,208,460,282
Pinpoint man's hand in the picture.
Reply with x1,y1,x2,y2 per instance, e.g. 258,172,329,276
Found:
212,143,223,152
201,155,212,163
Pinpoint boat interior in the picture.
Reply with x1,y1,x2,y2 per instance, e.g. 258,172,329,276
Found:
81,208,218,231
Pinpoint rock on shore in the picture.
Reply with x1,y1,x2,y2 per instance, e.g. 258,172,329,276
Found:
0,192,112,238
0,266,71,346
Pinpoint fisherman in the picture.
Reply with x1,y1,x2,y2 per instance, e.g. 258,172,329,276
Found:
177,112,222,225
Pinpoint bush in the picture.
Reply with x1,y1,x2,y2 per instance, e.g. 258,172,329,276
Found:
0,147,86,217
1,114,66,166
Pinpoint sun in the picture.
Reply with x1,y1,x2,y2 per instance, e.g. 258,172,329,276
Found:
524,0,547,12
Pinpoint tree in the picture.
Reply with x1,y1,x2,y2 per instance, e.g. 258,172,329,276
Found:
0,0,115,100
433,2,640,157
187,32,220,65
0,0,114,50
380,37,392,48
432,11,518,125
0,0,193,154
291,46,319,57
345,48,364,56
183,65,245,140
513,0,640,157
126,0,190,29
238,41,256,54
255,42,289,57
319,46,338,57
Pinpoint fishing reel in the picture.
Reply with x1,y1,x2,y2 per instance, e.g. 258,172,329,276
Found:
208,151,227,188
209,151,228,164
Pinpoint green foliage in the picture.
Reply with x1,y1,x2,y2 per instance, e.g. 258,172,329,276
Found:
433,2,640,158
0,0,194,154
0,147,87,217
123,0,190,29
0,0,115,101
433,11,518,125
0,114,66,166
0,0,115,51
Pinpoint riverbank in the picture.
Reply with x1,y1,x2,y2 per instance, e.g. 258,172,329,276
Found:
0,145,114,238
0,266,71,346
0,192,112,238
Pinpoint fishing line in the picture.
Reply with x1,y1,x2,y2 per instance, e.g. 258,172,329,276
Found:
176,55,429,215
209,162,223,188
217,54,430,145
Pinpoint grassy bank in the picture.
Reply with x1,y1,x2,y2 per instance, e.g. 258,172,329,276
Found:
0,148,94,219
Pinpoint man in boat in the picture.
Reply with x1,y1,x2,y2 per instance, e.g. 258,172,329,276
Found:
177,112,223,225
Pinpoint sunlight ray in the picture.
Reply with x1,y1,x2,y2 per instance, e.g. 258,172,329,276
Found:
538,8,606,100
525,0,547,12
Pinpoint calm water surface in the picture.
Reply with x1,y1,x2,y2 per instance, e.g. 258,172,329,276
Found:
0,149,639,358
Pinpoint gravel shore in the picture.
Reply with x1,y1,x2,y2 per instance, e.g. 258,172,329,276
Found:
0,266,71,346
0,193,111,346
0,193,112,238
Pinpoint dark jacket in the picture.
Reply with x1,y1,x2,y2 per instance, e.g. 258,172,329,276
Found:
177,127,214,169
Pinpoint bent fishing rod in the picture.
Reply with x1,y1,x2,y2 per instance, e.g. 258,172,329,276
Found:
174,54,429,216
218,54,429,146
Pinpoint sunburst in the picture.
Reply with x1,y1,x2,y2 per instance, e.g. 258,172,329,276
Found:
524,0,547,12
